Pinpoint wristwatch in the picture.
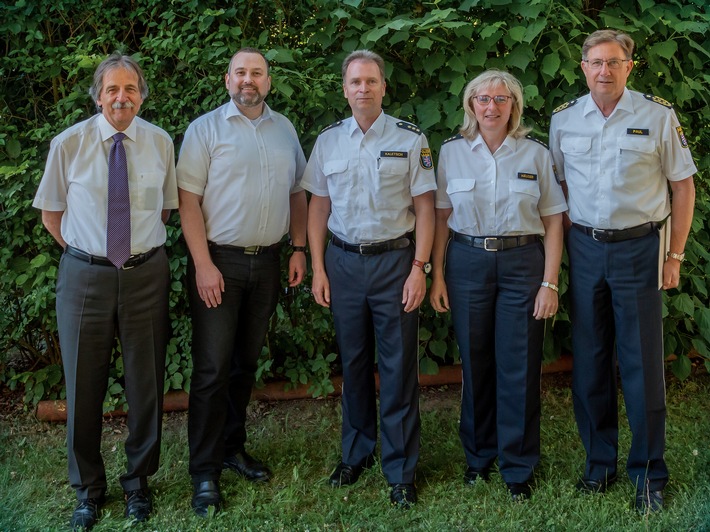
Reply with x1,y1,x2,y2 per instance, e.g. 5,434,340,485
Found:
291,245,307,253
667,251,685,262
412,259,432,274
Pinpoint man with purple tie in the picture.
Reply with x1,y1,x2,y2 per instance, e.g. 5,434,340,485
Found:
33,53,178,531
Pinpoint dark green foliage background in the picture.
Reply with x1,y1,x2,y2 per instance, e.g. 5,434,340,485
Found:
1,0,708,407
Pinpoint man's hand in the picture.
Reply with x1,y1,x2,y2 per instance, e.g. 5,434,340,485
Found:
196,262,225,308
402,268,426,313
312,270,331,308
288,252,306,287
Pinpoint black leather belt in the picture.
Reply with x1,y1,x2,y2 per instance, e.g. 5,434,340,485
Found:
65,245,160,269
572,222,660,243
453,232,539,251
331,234,412,255
208,241,281,255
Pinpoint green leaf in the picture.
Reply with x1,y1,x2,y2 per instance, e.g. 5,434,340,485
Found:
541,53,561,78
429,339,447,359
649,40,678,60
419,356,439,375
5,138,21,159
672,293,694,316
508,26,526,44
671,355,692,381
416,37,433,50
695,307,710,343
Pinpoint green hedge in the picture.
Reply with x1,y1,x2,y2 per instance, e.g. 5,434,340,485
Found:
1,0,708,408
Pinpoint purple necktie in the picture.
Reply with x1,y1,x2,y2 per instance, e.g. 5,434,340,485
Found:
106,133,131,268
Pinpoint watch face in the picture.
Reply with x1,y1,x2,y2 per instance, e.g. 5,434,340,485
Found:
423,263,432,274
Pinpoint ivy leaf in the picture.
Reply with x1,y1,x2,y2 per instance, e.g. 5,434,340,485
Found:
649,40,678,60
672,293,694,317
541,53,561,78
671,355,692,381
419,356,439,375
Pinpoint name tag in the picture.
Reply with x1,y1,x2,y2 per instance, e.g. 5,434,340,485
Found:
380,151,408,158
627,128,649,136
518,172,537,181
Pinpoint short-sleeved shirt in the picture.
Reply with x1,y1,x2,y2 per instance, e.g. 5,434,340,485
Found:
177,102,306,247
300,111,437,243
549,88,697,229
436,134,567,236
33,114,179,255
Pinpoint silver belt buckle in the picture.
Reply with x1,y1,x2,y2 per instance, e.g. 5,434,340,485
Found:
244,246,260,255
121,255,137,270
483,237,499,251
591,228,605,241
358,243,373,254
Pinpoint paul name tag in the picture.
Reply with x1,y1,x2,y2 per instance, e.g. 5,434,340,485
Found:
627,128,649,136
380,151,407,158
518,172,537,181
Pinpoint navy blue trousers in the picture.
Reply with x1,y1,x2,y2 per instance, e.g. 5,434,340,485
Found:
326,243,420,484
446,239,544,484
568,226,667,490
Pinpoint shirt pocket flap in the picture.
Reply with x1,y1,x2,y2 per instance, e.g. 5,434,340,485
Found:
560,137,591,154
446,179,475,194
617,137,656,153
509,178,540,197
323,159,349,176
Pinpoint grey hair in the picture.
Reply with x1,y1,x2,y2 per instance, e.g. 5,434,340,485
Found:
341,50,386,82
89,53,149,109
582,29,635,60
460,69,530,140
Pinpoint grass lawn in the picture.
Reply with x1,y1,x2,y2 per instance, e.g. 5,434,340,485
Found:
1,370,708,531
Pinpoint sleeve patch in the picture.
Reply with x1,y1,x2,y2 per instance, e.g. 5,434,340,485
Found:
676,126,689,148
552,99,578,114
644,94,673,108
397,121,422,135
419,148,433,169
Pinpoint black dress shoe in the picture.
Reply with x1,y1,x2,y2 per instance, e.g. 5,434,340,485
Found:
70,495,105,531
125,488,152,522
192,480,222,518
463,466,491,485
390,483,417,509
329,455,375,488
635,488,663,514
575,473,617,494
223,451,271,482
507,482,532,502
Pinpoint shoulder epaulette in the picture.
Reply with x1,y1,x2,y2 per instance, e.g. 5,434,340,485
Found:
552,99,578,114
442,133,463,145
396,121,422,135
525,135,549,149
644,94,673,109
320,120,343,134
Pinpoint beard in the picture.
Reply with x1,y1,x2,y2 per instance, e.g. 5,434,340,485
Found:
230,85,265,108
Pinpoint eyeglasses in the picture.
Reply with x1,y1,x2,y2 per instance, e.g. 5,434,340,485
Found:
474,95,513,105
583,58,630,70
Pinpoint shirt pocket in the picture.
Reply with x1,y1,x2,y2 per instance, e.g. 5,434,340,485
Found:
323,159,352,198
378,156,409,176
132,171,163,211
507,178,540,228
615,137,657,190
559,137,592,185
445,178,476,228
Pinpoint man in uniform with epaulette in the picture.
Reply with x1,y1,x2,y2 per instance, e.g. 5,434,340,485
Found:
302,49,436,508
549,29,696,514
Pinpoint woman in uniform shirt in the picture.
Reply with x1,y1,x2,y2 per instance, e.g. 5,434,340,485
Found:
430,70,566,500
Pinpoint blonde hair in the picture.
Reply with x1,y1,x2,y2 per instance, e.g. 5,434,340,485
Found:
460,70,530,140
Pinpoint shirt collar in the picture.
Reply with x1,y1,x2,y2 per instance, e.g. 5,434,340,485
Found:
225,100,273,121
347,110,385,137
583,88,633,118
98,113,138,142
468,132,515,153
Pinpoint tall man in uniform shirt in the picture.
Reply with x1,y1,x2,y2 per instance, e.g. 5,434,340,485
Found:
302,50,436,509
33,53,178,530
549,29,696,514
177,47,308,517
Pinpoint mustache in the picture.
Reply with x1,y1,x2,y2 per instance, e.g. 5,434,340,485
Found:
111,101,136,109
